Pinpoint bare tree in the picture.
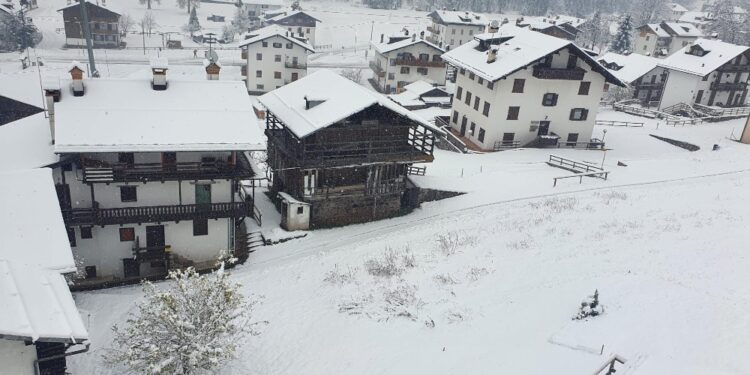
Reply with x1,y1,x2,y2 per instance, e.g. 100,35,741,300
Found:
340,68,363,84
119,13,135,35
138,0,161,10
176,0,201,14
139,11,158,36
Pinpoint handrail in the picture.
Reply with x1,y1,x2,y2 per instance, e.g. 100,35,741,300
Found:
595,120,644,127
553,170,610,187
82,156,254,183
549,154,604,173
62,201,253,226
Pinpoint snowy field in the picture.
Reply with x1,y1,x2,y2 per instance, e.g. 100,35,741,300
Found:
68,112,750,374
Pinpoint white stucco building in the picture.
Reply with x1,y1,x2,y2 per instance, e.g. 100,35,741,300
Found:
441,26,624,151
239,25,314,95
634,22,703,58
426,10,488,51
370,32,446,94
242,0,283,29
263,9,321,46
43,60,266,282
668,3,689,20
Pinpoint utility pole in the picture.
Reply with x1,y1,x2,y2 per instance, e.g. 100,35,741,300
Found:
78,0,98,77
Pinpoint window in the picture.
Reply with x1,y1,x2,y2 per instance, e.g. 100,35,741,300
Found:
578,81,591,95
512,79,525,93
452,110,459,123
566,133,579,146
297,206,304,215
469,122,475,136
469,72,475,80
400,66,410,74
542,93,558,106
119,228,135,242
482,102,490,116
286,42,293,49
193,219,208,236
456,86,463,100
569,108,589,121
417,67,428,75
701,75,708,81
292,72,299,81
118,152,134,165
459,68,465,75
469,29,474,35
465,91,472,105
275,54,281,62
273,42,282,48
262,41,268,47
256,53,262,60
473,96,480,110
502,133,515,145
507,106,520,120
256,84,264,90
274,71,282,79
66,227,76,247
120,186,137,202
256,70,262,77
487,81,494,90
478,128,485,143
419,53,429,61
478,77,484,84
645,35,650,41
80,226,93,239
388,73,395,80
452,29,456,34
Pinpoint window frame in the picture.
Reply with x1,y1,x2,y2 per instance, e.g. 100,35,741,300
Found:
119,227,135,242
542,93,558,107
512,79,525,93
120,186,137,202
578,81,591,95
507,106,520,120
569,108,589,121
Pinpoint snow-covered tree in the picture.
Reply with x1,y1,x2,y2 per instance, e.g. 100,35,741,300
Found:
232,6,251,35
138,0,161,10
0,10,39,52
632,0,669,25
576,11,606,51
610,15,633,54
573,289,604,320
140,11,158,36
708,0,742,43
105,262,259,375
184,8,201,36
340,68,363,84
119,13,135,35
176,0,201,14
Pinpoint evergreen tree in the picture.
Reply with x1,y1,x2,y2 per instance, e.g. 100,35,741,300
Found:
184,7,201,36
708,0,741,43
232,6,251,35
0,10,39,52
610,15,633,54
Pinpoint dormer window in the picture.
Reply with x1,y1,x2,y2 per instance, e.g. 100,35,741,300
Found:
687,45,709,57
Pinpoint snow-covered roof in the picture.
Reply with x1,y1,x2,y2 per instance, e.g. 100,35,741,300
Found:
428,10,489,26
663,22,702,37
257,70,444,139
0,4,12,15
68,61,86,73
150,56,169,70
265,9,321,23
679,11,712,24
641,23,671,38
244,0,282,6
57,1,121,16
389,81,451,107
598,52,660,84
441,25,624,85
659,38,750,76
0,113,58,170
372,37,444,55
518,15,586,29
0,260,89,343
237,25,314,52
278,191,310,205
54,79,266,153
0,71,47,108
0,168,75,273
669,3,688,13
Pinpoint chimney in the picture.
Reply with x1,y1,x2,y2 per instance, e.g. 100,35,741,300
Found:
304,95,310,109
412,33,416,42
380,33,384,43
68,62,85,96
204,59,221,80
420,30,424,39
487,47,497,63
150,56,169,90
42,76,61,144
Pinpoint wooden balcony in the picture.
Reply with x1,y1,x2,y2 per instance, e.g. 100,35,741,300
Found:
635,82,664,90
710,81,747,91
82,154,255,183
718,64,750,73
426,25,440,35
62,201,254,226
532,66,586,80
284,62,307,69
369,61,385,77
392,58,445,68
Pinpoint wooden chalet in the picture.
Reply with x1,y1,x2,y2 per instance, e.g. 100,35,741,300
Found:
258,69,441,229
58,1,121,48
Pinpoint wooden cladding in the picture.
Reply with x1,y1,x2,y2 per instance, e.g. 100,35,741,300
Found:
62,201,254,226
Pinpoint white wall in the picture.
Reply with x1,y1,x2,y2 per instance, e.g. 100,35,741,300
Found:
244,35,310,94
448,47,604,149
431,22,486,51
277,25,317,46
659,69,701,109
0,340,37,375
634,32,659,56
372,41,447,93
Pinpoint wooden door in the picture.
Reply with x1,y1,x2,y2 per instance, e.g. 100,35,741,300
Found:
195,184,211,207
146,225,165,249
162,152,177,172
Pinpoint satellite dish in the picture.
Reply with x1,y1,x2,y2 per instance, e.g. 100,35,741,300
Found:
490,20,499,27
208,49,219,63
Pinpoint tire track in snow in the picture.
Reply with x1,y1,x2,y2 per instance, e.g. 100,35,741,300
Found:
243,168,750,270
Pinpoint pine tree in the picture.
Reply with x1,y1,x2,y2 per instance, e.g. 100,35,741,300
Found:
610,15,633,54
0,10,39,52
105,262,260,375
708,0,741,43
184,7,201,36
232,6,251,35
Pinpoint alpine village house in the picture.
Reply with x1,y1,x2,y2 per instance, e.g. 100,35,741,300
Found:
58,1,121,48
370,31,447,94
47,59,266,285
426,10,489,51
239,25,315,95
633,21,703,58
263,9,321,46
440,26,624,151
258,70,442,230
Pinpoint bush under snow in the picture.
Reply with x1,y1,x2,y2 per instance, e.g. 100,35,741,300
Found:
573,289,604,320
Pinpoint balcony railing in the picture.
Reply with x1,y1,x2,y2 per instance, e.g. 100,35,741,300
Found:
392,58,445,68
62,201,254,226
82,154,254,183
284,62,307,69
532,66,586,80
710,81,747,91
426,25,440,35
717,64,750,72
635,82,665,89
369,61,386,77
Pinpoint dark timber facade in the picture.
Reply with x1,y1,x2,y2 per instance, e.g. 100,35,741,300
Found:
265,105,437,228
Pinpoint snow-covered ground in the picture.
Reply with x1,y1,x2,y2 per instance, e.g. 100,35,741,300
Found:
68,110,750,374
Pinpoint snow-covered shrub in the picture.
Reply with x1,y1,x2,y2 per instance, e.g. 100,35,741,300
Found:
105,263,259,374
435,231,477,256
506,239,531,250
364,247,403,277
324,264,359,285
338,294,373,315
340,68,363,84
401,246,417,268
573,289,604,320
434,273,459,285
529,197,579,214
466,267,490,281
598,191,628,205
383,284,423,320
